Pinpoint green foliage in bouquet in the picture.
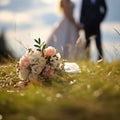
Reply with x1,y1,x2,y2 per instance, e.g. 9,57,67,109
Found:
34,38,46,55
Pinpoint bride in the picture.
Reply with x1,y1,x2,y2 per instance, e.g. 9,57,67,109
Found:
46,0,82,60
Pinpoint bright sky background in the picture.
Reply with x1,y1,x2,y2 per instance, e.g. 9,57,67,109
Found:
0,0,120,61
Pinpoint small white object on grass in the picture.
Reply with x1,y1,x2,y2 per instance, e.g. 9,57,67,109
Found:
64,62,81,73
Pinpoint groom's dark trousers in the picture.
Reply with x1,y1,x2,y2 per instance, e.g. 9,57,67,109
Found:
80,0,107,60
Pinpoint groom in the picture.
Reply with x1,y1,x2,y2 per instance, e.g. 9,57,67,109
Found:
79,0,107,60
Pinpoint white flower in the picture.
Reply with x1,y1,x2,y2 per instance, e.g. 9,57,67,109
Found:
28,73,38,81
31,64,44,75
56,53,61,59
50,56,61,68
38,56,46,65
19,68,30,80
28,53,46,65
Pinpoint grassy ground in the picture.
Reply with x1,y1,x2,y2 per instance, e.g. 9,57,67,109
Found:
0,60,120,120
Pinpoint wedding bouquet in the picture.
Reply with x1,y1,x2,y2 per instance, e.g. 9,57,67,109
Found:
17,38,64,82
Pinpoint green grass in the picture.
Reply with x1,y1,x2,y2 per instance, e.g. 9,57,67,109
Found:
0,60,120,120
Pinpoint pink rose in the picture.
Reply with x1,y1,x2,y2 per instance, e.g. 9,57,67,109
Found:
44,46,56,57
19,56,30,69
44,68,54,77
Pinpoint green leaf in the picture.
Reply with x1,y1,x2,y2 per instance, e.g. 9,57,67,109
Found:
34,38,46,52
36,49,41,51
40,41,45,46
34,39,41,45
38,38,41,44
43,44,46,50
34,45,40,48
41,44,46,51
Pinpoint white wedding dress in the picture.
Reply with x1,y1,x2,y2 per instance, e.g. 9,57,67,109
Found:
46,18,79,59
46,1,84,60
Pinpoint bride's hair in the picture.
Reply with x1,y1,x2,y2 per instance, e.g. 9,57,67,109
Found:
55,0,63,15
58,0,70,14
59,0,63,12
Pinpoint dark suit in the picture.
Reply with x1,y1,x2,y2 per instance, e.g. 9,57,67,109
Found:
80,0,107,60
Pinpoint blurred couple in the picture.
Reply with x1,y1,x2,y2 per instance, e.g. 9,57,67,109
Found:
46,0,107,61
